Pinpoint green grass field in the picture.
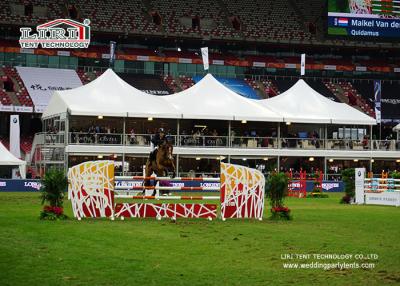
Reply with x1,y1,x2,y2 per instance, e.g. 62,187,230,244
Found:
0,192,399,286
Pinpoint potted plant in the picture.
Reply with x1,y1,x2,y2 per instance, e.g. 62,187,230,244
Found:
40,169,68,220
266,172,292,220
341,168,355,204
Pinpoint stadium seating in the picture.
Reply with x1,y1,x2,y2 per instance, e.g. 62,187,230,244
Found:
2,67,34,107
178,75,195,90
20,136,33,154
118,73,172,95
0,89,12,105
0,0,315,41
0,138,9,150
324,81,375,117
304,79,338,101
244,78,263,98
261,79,280,98
148,0,239,39
222,0,312,41
163,75,181,93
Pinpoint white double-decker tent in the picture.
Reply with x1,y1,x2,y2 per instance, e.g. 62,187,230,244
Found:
40,68,385,174
44,69,376,126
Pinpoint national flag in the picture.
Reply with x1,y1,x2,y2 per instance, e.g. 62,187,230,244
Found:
338,18,348,26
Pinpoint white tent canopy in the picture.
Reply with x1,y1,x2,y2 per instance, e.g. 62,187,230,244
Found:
393,123,400,131
42,69,375,125
42,69,180,119
0,142,26,178
164,74,283,122
255,79,376,125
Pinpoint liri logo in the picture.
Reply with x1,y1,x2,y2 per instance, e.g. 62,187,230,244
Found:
19,19,90,49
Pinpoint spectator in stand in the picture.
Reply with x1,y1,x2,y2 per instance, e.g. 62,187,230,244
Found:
311,130,320,148
129,128,136,144
362,135,369,149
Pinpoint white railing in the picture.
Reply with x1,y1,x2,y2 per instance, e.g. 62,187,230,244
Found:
65,132,400,151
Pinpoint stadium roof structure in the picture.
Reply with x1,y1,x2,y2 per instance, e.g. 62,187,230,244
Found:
164,74,283,122
0,142,26,178
255,79,377,125
42,69,181,119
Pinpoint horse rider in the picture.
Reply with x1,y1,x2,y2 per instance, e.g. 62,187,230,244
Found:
149,128,167,161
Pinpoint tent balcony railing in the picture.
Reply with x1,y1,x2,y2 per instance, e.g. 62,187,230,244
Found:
66,132,400,151
371,139,400,151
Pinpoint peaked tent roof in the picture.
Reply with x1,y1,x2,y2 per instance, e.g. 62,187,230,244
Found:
393,123,400,131
42,69,180,119
164,74,283,122
255,79,376,125
0,142,26,178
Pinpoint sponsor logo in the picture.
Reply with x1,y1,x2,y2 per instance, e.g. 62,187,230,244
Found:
323,183,339,191
24,181,42,190
0,182,6,187
19,19,90,49
200,182,220,188
13,118,18,123
115,181,142,187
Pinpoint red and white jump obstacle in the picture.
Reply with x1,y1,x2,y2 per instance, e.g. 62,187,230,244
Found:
355,168,400,206
68,161,266,220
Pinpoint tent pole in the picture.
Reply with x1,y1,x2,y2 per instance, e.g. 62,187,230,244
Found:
370,125,373,150
64,112,69,173
176,154,179,176
228,120,231,148
277,122,281,148
369,157,373,173
177,119,180,147
324,157,327,180
277,155,280,172
122,117,126,176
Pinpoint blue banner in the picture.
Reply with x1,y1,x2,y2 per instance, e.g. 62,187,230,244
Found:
116,180,344,193
0,179,344,193
328,14,400,38
0,179,42,192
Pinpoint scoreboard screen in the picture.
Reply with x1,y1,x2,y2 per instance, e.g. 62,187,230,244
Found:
327,0,400,38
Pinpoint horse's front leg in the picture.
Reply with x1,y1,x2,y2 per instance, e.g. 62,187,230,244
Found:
169,160,176,178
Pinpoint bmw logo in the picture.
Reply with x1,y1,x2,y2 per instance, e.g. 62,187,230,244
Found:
13,118,17,123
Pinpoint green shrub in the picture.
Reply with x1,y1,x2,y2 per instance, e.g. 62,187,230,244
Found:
341,168,355,204
40,169,68,220
390,171,400,179
266,172,292,220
